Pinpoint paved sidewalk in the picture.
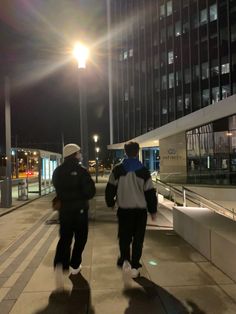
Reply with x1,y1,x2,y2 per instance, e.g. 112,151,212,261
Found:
0,182,236,313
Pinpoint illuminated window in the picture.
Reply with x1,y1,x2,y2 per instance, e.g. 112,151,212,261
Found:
160,4,165,19
212,87,220,103
210,4,217,22
169,73,174,88
200,8,207,25
175,21,181,36
202,89,210,106
168,51,174,64
167,1,172,16
221,63,230,74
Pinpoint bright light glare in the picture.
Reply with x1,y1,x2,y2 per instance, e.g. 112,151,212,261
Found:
93,134,99,143
95,147,100,153
149,260,158,266
73,43,89,68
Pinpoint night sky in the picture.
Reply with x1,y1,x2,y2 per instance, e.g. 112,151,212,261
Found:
0,0,109,160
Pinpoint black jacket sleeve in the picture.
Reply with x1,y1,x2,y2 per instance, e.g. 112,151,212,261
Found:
80,168,96,200
105,172,117,207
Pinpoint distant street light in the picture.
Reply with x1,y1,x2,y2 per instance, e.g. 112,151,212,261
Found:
95,147,100,184
73,42,90,168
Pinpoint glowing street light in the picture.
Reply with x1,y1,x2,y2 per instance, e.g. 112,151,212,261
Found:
73,42,90,69
93,134,99,143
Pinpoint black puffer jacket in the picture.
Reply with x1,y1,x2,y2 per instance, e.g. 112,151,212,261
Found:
52,157,96,210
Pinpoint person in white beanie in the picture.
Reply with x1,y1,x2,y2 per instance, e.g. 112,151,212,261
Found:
52,143,96,290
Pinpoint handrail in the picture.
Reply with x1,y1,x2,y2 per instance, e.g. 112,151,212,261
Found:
153,178,235,221
182,186,235,220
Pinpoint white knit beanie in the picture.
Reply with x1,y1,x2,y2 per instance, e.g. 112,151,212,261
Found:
63,143,81,158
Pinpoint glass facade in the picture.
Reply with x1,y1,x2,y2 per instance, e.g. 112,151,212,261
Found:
186,114,236,185
110,0,236,144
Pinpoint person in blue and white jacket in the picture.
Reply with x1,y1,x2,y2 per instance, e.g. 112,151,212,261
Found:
105,141,157,278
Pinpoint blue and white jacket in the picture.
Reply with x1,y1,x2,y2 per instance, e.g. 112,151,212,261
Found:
105,158,157,214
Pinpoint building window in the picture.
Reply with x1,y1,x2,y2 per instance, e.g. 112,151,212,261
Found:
160,28,166,43
193,65,200,80
123,51,128,60
183,21,189,34
211,60,219,77
232,25,236,42
222,85,230,99
141,60,146,73
160,4,165,19
221,63,230,74
154,77,160,91
124,91,128,101
210,4,217,22
176,71,182,86
169,73,174,88
167,25,173,38
212,87,220,103
175,21,181,36
200,8,207,25
192,13,199,29
167,1,172,16
162,75,167,89
202,89,210,106
184,68,191,84
185,94,191,110
130,85,134,99
168,51,174,64
177,96,183,111
154,54,159,69
129,49,133,57
202,62,209,80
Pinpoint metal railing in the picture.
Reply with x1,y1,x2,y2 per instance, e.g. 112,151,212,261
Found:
154,178,235,221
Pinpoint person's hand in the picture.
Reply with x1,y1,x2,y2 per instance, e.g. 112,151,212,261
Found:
150,213,157,221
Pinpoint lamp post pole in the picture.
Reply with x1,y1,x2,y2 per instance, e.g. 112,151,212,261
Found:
73,43,89,169
1,77,12,207
78,69,89,169
95,147,100,184
93,135,99,183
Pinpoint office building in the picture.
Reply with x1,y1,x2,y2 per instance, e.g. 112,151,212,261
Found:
107,0,236,185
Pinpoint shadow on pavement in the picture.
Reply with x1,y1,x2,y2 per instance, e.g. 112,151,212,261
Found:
123,276,205,314
34,273,95,314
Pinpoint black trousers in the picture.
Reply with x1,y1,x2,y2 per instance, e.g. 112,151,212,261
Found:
54,208,88,271
117,208,147,269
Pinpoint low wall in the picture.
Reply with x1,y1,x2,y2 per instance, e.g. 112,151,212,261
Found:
173,206,236,281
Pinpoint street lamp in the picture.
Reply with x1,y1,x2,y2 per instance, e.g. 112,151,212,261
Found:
73,42,90,168
93,135,99,183
95,147,100,184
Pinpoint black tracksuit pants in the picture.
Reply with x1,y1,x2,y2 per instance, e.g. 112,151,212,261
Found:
54,208,88,271
117,208,147,269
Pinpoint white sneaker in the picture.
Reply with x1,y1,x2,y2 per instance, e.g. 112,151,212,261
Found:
70,265,82,275
122,261,132,286
131,268,140,278
55,265,64,291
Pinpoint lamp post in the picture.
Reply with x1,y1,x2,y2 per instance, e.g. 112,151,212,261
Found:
1,77,12,208
73,42,90,168
95,147,100,183
93,134,99,183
